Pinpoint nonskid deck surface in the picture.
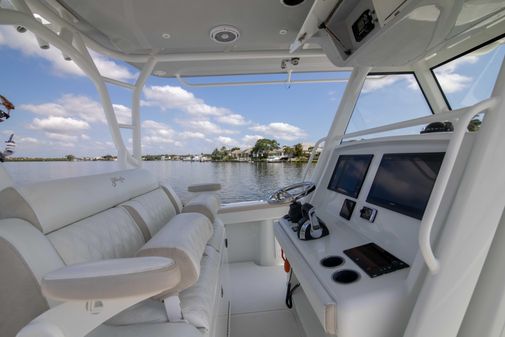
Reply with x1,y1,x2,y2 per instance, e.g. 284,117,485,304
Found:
229,262,303,337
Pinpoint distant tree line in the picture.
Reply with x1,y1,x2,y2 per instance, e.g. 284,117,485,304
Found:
210,138,316,162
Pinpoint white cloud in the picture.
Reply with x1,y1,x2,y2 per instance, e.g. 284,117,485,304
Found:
242,134,263,146
19,137,39,144
143,85,231,117
29,116,89,134
435,73,472,93
0,26,136,81
91,52,136,82
217,136,235,146
361,75,399,93
46,133,79,142
112,104,132,124
361,75,420,93
250,122,306,141
20,94,131,124
28,115,89,144
434,55,478,94
142,120,179,147
217,113,248,125
181,119,238,135
180,131,207,140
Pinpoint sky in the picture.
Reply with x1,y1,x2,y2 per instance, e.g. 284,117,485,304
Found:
0,25,503,157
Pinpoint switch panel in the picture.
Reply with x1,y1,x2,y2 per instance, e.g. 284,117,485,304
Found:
360,206,377,222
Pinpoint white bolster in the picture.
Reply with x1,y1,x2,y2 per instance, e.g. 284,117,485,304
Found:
187,183,221,193
183,193,220,222
137,213,213,296
41,257,180,301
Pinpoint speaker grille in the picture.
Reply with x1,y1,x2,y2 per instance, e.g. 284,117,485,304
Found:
210,26,240,44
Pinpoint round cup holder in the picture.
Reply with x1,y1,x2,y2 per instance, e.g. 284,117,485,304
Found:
332,270,360,284
320,256,344,268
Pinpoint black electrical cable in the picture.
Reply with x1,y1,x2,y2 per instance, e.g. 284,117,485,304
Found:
285,270,300,309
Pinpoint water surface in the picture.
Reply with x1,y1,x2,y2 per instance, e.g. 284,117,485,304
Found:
3,161,311,203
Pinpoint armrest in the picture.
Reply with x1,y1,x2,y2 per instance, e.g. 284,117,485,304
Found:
187,183,221,193
42,257,181,301
183,193,220,222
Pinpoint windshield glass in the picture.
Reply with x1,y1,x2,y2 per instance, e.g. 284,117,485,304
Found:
432,37,505,110
346,73,432,136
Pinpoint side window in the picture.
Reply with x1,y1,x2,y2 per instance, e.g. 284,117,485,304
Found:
432,37,505,110
346,73,432,135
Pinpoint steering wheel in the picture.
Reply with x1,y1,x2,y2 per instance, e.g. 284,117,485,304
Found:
266,181,316,205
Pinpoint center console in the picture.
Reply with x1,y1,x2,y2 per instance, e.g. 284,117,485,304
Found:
275,217,410,337
274,137,453,337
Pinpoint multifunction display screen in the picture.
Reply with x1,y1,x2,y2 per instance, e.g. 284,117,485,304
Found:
366,152,445,220
328,154,373,198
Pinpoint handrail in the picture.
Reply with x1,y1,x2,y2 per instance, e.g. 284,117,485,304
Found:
342,108,465,140
176,74,348,88
418,97,496,274
302,137,326,181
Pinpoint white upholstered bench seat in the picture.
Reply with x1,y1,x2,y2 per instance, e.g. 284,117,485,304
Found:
0,168,228,337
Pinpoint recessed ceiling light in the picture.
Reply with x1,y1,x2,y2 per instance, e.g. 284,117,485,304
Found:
161,33,171,39
279,29,288,35
153,70,167,76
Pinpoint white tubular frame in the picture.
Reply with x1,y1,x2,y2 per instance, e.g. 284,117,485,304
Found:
176,74,348,88
302,136,326,181
132,56,157,160
417,98,496,273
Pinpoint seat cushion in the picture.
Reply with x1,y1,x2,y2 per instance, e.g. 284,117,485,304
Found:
107,247,223,330
48,207,145,265
137,213,213,295
106,299,168,326
179,248,221,332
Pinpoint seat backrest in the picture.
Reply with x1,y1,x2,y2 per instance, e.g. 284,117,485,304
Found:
121,187,179,239
47,207,146,265
0,168,159,234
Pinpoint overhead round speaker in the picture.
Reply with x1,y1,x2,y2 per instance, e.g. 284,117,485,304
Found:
210,25,240,44
280,0,305,7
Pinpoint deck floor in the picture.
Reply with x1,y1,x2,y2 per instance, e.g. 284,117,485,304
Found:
229,262,304,337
